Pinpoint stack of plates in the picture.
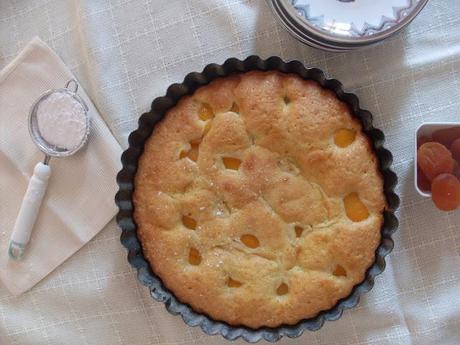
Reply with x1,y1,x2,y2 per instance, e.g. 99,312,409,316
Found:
268,0,429,52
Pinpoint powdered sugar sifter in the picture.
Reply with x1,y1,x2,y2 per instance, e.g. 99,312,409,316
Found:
9,79,90,260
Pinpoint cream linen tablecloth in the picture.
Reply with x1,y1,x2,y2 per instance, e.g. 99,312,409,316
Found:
0,1,459,344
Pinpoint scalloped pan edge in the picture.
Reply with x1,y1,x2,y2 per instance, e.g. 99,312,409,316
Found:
115,55,400,343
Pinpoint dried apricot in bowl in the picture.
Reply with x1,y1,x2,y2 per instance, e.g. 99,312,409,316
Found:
417,135,432,148
417,142,454,181
431,173,460,211
453,161,460,180
450,138,460,163
432,127,460,148
417,166,431,192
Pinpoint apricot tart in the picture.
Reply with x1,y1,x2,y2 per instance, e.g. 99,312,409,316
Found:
133,71,386,328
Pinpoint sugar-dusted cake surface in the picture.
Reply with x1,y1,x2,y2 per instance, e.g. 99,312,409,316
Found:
134,71,385,328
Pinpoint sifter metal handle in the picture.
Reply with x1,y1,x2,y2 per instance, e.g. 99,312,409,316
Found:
65,79,78,93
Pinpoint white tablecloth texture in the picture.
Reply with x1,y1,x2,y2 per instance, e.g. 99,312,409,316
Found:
0,0,459,344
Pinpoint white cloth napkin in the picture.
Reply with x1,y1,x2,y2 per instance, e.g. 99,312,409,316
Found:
0,37,122,295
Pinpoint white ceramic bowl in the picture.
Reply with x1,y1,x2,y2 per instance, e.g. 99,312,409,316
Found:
269,0,430,51
414,122,459,197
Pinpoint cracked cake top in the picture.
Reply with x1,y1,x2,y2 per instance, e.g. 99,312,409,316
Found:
133,71,386,328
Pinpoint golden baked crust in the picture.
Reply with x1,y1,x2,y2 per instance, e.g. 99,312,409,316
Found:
133,71,386,328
